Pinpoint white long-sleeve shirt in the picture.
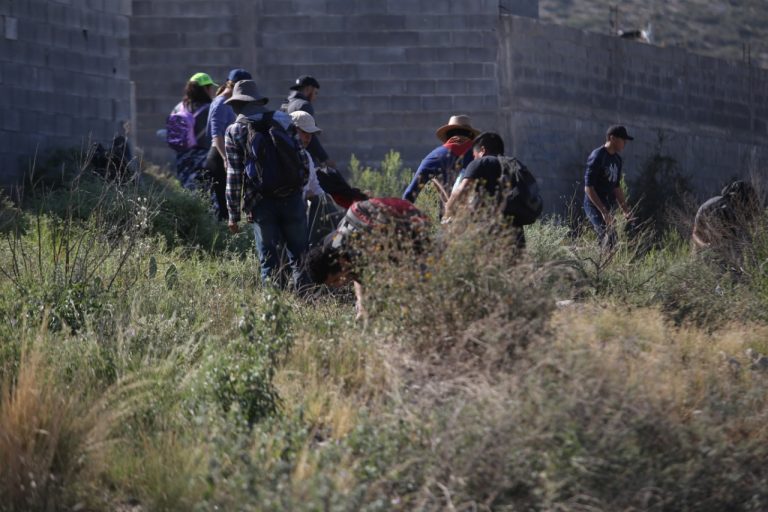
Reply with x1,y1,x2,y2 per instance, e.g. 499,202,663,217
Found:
302,149,324,198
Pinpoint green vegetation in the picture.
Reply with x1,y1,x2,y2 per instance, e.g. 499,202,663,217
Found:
1,149,767,511
539,0,768,68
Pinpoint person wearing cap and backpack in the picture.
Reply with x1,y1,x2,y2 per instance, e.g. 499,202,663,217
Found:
403,115,480,204
224,80,311,289
203,68,253,220
280,75,335,169
166,72,217,190
444,132,543,248
583,125,635,249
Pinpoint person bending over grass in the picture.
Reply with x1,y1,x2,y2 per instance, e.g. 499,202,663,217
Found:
305,198,430,321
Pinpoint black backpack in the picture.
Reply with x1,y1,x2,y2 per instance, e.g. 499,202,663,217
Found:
238,112,308,197
497,156,544,226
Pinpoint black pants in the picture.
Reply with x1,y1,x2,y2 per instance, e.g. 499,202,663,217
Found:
204,146,228,220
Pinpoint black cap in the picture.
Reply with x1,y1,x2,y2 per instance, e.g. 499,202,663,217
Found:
606,125,634,140
290,75,320,91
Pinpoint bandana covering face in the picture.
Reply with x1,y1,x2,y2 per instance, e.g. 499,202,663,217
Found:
443,136,473,157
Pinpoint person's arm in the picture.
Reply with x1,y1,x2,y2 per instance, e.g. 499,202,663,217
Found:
691,208,711,250
225,125,245,233
444,177,475,220
403,148,444,202
353,280,367,322
304,154,323,198
613,186,632,219
306,135,330,166
585,186,612,225
213,136,226,160
691,224,709,249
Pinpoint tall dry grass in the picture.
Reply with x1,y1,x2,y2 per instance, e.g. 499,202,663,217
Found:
0,338,122,510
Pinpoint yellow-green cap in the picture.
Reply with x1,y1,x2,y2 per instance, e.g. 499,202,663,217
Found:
189,72,218,88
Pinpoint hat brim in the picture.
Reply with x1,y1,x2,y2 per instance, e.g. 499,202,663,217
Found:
225,94,269,105
435,124,480,143
289,84,303,91
301,126,322,134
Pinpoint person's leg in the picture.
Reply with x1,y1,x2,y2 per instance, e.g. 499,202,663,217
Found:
583,199,607,245
252,197,282,285
276,193,310,289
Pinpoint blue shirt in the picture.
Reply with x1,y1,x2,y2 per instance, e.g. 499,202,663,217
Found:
402,144,474,202
584,146,622,206
207,95,236,139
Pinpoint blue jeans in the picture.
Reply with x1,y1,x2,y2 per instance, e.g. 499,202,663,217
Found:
251,192,309,288
583,198,617,249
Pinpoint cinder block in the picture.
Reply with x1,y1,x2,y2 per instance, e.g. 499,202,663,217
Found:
342,14,406,31
421,95,454,111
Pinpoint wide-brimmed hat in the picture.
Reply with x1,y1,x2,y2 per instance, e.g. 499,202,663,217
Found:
290,111,322,134
435,115,480,142
225,80,269,105
189,72,218,88
290,75,321,91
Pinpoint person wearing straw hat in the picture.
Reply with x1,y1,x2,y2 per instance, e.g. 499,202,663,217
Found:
402,114,480,204
224,80,310,289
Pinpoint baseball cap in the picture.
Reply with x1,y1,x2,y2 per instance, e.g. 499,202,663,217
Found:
189,72,218,88
290,75,321,91
290,111,322,134
606,125,634,140
227,68,252,83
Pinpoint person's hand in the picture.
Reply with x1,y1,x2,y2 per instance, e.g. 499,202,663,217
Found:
601,211,614,226
228,221,239,234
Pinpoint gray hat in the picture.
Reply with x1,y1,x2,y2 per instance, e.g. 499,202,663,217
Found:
225,80,269,105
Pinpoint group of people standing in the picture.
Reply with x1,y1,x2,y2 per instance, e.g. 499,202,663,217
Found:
165,70,762,317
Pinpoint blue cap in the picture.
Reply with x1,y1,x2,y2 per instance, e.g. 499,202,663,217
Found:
227,68,252,83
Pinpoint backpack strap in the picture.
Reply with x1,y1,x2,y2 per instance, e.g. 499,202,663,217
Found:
237,112,281,176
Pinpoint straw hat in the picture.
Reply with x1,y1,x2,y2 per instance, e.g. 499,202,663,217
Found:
435,114,480,142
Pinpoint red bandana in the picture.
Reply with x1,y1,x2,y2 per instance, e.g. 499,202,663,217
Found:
443,136,473,157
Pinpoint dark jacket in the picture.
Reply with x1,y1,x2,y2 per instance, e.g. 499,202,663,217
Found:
280,91,329,164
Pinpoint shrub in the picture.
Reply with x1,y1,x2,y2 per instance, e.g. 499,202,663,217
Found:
362,209,567,371
348,151,410,198
629,131,695,240
188,294,295,424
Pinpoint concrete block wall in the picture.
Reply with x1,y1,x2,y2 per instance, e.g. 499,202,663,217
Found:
131,0,503,172
253,0,501,170
498,15,768,212
130,0,249,166
0,0,132,188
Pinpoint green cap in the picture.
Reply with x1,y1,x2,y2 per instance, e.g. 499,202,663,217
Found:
189,72,218,88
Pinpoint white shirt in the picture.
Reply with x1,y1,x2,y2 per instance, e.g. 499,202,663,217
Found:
302,148,323,198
